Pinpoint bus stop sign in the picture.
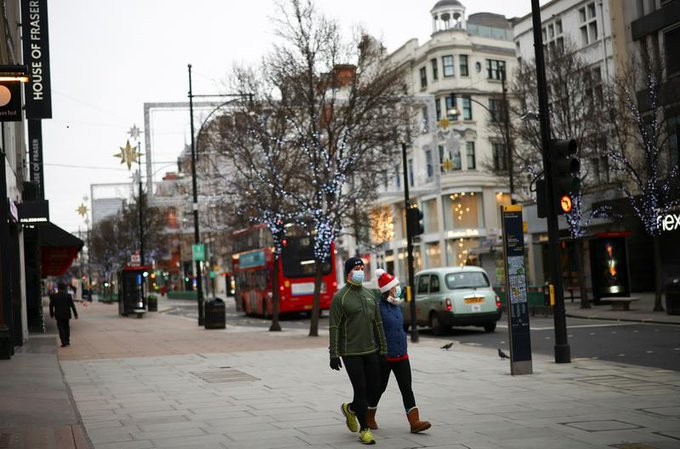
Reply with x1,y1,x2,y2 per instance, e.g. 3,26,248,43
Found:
192,244,205,261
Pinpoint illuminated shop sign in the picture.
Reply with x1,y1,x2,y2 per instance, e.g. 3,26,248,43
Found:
657,213,680,232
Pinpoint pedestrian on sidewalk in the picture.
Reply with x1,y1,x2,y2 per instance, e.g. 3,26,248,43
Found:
367,269,431,434
49,281,79,347
329,257,387,445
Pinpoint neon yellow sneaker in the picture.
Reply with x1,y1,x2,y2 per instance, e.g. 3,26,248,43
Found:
341,403,359,433
359,428,376,445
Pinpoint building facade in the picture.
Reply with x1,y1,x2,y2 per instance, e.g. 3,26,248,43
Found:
512,0,680,297
369,0,518,286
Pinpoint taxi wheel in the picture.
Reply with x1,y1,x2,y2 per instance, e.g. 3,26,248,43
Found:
430,313,448,336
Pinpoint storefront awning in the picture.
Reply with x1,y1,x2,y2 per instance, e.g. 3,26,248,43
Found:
39,222,84,277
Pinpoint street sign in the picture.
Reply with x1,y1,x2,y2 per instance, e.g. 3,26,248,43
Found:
130,253,141,266
192,244,205,261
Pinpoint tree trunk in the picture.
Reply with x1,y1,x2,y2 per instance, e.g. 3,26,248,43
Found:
575,239,590,309
653,235,664,312
269,256,282,331
308,261,323,337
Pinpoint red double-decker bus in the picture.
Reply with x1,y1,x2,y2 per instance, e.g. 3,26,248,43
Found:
231,224,338,317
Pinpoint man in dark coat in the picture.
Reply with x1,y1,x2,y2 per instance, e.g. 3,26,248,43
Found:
49,282,78,347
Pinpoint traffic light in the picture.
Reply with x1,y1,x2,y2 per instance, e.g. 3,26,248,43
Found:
549,139,580,215
406,205,424,236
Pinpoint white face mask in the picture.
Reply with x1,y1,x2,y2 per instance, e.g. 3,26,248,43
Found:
387,286,403,305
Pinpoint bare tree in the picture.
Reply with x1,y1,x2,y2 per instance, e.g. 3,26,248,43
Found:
208,98,307,331
210,0,407,337
269,0,408,336
90,194,167,285
601,51,680,311
505,39,605,308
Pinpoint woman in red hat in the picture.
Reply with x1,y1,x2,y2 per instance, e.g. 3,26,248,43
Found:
368,268,431,434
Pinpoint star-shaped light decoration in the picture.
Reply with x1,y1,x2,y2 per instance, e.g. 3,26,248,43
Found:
114,139,142,170
441,159,454,172
128,124,141,141
438,118,451,129
76,203,89,217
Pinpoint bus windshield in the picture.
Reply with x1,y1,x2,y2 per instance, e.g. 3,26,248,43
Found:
281,235,331,278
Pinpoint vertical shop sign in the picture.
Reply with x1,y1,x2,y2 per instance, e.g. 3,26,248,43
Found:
28,120,45,199
21,0,52,119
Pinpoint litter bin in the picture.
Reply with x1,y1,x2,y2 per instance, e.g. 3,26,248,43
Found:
204,298,226,329
147,295,158,312
665,277,680,315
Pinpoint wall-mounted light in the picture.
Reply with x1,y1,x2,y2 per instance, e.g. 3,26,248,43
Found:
0,65,30,83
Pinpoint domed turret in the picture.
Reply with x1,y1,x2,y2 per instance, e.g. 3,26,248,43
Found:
431,0,466,32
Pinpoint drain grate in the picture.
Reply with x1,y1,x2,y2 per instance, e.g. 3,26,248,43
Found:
561,419,643,432
191,368,259,383
571,374,667,390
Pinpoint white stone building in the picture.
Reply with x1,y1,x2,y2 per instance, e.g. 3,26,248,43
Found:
369,0,518,286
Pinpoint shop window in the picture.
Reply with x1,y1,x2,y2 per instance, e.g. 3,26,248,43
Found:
444,192,481,230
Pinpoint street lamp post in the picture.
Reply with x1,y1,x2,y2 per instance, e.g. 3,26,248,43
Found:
187,63,253,326
187,64,204,326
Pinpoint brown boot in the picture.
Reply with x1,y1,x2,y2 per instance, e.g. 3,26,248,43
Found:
366,407,378,430
407,407,431,433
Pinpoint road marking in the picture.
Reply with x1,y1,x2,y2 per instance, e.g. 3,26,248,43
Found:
528,322,637,331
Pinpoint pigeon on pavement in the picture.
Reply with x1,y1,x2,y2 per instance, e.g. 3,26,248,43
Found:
498,348,510,359
440,342,453,350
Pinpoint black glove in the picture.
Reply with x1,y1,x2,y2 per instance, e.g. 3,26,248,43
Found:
330,357,342,370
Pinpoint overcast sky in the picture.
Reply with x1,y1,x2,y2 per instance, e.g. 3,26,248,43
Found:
42,0,544,233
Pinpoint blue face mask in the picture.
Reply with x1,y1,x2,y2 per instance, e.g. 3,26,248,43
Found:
394,286,402,298
350,270,365,284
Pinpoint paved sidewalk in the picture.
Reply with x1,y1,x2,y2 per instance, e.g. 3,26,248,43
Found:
564,291,680,325
1,294,678,449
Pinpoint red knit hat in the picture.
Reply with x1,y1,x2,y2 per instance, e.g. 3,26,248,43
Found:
375,269,399,293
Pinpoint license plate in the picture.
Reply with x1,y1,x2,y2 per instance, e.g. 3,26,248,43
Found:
464,297,483,304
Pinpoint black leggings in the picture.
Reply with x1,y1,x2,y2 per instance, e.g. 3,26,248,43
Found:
372,357,416,412
342,353,380,430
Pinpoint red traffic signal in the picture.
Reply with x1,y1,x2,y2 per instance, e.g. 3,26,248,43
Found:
549,139,579,215
559,195,573,214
